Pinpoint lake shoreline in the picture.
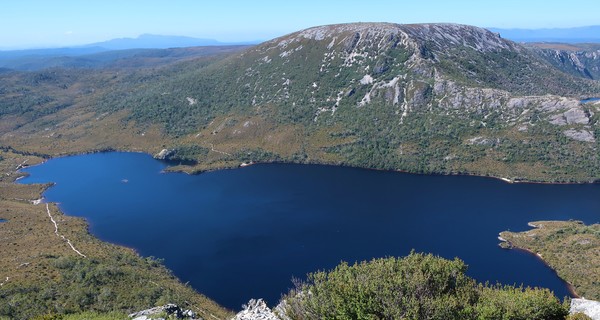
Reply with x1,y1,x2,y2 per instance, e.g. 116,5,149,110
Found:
186,158,600,186
133,148,600,185
0,149,233,318
497,236,580,299
18,149,591,307
513,246,580,299
15,150,593,304
12,143,600,185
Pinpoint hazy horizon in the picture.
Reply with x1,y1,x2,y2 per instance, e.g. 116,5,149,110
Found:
2,0,599,50
4,24,600,51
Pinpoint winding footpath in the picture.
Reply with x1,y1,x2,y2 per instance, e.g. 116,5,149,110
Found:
15,159,28,170
46,203,86,258
210,143,231,156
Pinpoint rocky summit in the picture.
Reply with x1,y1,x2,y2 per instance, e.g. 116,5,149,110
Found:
118,22,600,182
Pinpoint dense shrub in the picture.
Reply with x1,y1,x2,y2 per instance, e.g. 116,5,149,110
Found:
283,253,569,320
476,285,569,320
0,254,215,320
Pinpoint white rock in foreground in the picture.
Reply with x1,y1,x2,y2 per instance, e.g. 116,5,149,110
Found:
571,298,600,320
564,129,595,142
129,303,197,320
232,299,282,320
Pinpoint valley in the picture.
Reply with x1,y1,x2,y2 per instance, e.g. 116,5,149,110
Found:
2,23,600,183
21,151,600,309
2,22,600,319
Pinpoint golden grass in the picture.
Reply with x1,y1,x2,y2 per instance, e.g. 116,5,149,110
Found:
500,221,600,300
0,150,232,319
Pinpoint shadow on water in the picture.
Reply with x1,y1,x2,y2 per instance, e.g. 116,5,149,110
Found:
157,158,198,167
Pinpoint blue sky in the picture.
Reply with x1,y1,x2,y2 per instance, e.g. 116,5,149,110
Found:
1,0,599,49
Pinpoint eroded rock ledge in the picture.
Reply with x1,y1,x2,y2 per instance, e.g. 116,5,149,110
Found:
129,303,198,320
231,299,287,320
571,298,600,320
129,294,600,319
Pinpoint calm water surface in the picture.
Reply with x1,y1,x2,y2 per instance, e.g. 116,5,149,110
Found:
582,97,600,103
20,152,600,309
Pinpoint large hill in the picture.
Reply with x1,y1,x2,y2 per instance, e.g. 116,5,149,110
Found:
2,23,600,182
2,22,600,319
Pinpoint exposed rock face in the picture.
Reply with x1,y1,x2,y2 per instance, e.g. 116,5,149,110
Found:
466,136,499,146
127,298,600,320
532,45,600,80
231,299,282,320
564,129,596,142
571,298,600,320
550,107,590,125
233,23,598,145
154,148,174,160
129,303,198,320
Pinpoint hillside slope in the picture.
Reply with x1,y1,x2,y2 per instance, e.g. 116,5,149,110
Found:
526,43,600,80
2,23,600,182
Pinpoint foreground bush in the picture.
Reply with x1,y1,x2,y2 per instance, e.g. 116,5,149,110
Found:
476,285,568,320
30,311,125,320
283,253,569,320
0,253,229,320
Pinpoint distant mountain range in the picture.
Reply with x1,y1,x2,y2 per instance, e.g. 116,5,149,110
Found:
0,34,257,58
0,34,258,71
82,34,257,50
488,26,600,43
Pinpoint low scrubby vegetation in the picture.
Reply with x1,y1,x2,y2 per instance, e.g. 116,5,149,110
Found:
283,253,570,320
500,221,600,300
0,151,231,320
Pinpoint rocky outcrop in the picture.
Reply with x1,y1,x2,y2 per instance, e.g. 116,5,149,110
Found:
239,22,597,119
531,46,600,80
230,299,292,320
231,299,290,320
129,297,600,320
231,299,282,320
231,299,291,320
571,298,600,320
154,148,174,160
129,303,198,320
466,136,499,146
550,107,590,125
564,129,596,142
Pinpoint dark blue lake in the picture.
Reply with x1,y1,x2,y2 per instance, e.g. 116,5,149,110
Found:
20,152,600,309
